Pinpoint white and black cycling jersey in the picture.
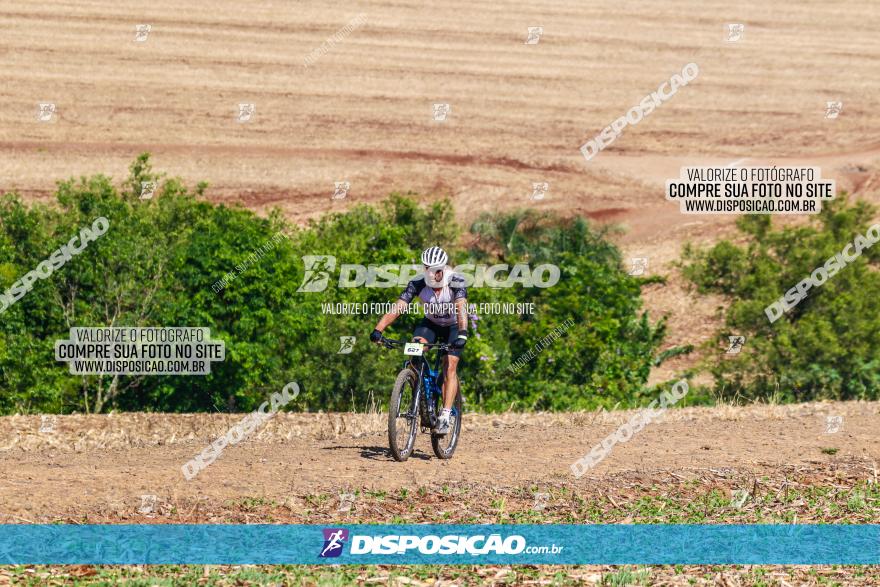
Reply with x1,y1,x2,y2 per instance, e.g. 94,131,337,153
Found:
398,274,467,326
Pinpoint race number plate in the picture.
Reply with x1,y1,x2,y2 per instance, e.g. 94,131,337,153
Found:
403,342,424,356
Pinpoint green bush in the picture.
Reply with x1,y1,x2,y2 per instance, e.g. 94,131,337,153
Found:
0,155,301,413
682,197,880,401
0,155,672,413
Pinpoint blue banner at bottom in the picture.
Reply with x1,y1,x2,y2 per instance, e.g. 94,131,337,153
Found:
0,524,877,565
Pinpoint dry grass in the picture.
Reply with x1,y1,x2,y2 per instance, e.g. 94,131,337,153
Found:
6,458,876,525
5,564,880,587
3,401,877,452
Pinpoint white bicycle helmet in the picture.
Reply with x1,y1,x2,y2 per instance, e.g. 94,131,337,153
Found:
421,246,448,269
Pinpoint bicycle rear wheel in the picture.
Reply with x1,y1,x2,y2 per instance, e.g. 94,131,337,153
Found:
431,382,463,459
388,368,418,461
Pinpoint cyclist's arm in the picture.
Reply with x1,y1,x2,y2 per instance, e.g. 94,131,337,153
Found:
374,298,408,332
376,278,421,333
455,296,468,332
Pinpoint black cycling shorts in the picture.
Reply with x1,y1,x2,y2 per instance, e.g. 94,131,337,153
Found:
413,318,462,357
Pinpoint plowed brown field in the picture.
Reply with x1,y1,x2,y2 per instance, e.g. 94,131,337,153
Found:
1,402,877,522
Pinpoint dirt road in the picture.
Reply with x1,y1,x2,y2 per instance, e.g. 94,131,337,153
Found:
1,402,877,521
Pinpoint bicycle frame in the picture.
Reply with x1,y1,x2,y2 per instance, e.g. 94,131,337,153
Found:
383,338,450,430
412,347,446,429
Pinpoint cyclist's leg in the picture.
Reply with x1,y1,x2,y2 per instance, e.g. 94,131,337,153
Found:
412,318,437,347
412,319,436,373
440,323,461,411
442,356,459,410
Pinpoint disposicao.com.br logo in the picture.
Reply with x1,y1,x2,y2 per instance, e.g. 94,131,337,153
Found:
318,528,563,557
319,528,349,558
297,255,560,292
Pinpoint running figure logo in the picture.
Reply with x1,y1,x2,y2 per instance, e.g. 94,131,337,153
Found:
726,335,746,354
237,103,256,123
432,103,450,122
140,181,157,200
36,103,56,122
297,255,336,293
628,257,648,276
525,26,544,44
319,528,349,558
825,101,843,119
338,336,355,354
825,415,843,434
531,182,549,201
332,181,350,200
134,24,152,42
725,23,744,42
39,415,57,433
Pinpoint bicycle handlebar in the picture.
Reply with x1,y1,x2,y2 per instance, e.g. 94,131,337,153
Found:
379,336,452,351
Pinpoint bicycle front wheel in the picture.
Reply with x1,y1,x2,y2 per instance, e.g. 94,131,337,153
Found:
388,368,419,461
431,383,463,459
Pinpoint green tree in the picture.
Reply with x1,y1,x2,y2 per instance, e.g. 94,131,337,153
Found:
682,196,880,401
0,156,673,413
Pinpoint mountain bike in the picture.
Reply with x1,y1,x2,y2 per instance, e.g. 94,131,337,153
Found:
378,336,463,461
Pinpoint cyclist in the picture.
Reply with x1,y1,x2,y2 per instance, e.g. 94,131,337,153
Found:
370,246,468,435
